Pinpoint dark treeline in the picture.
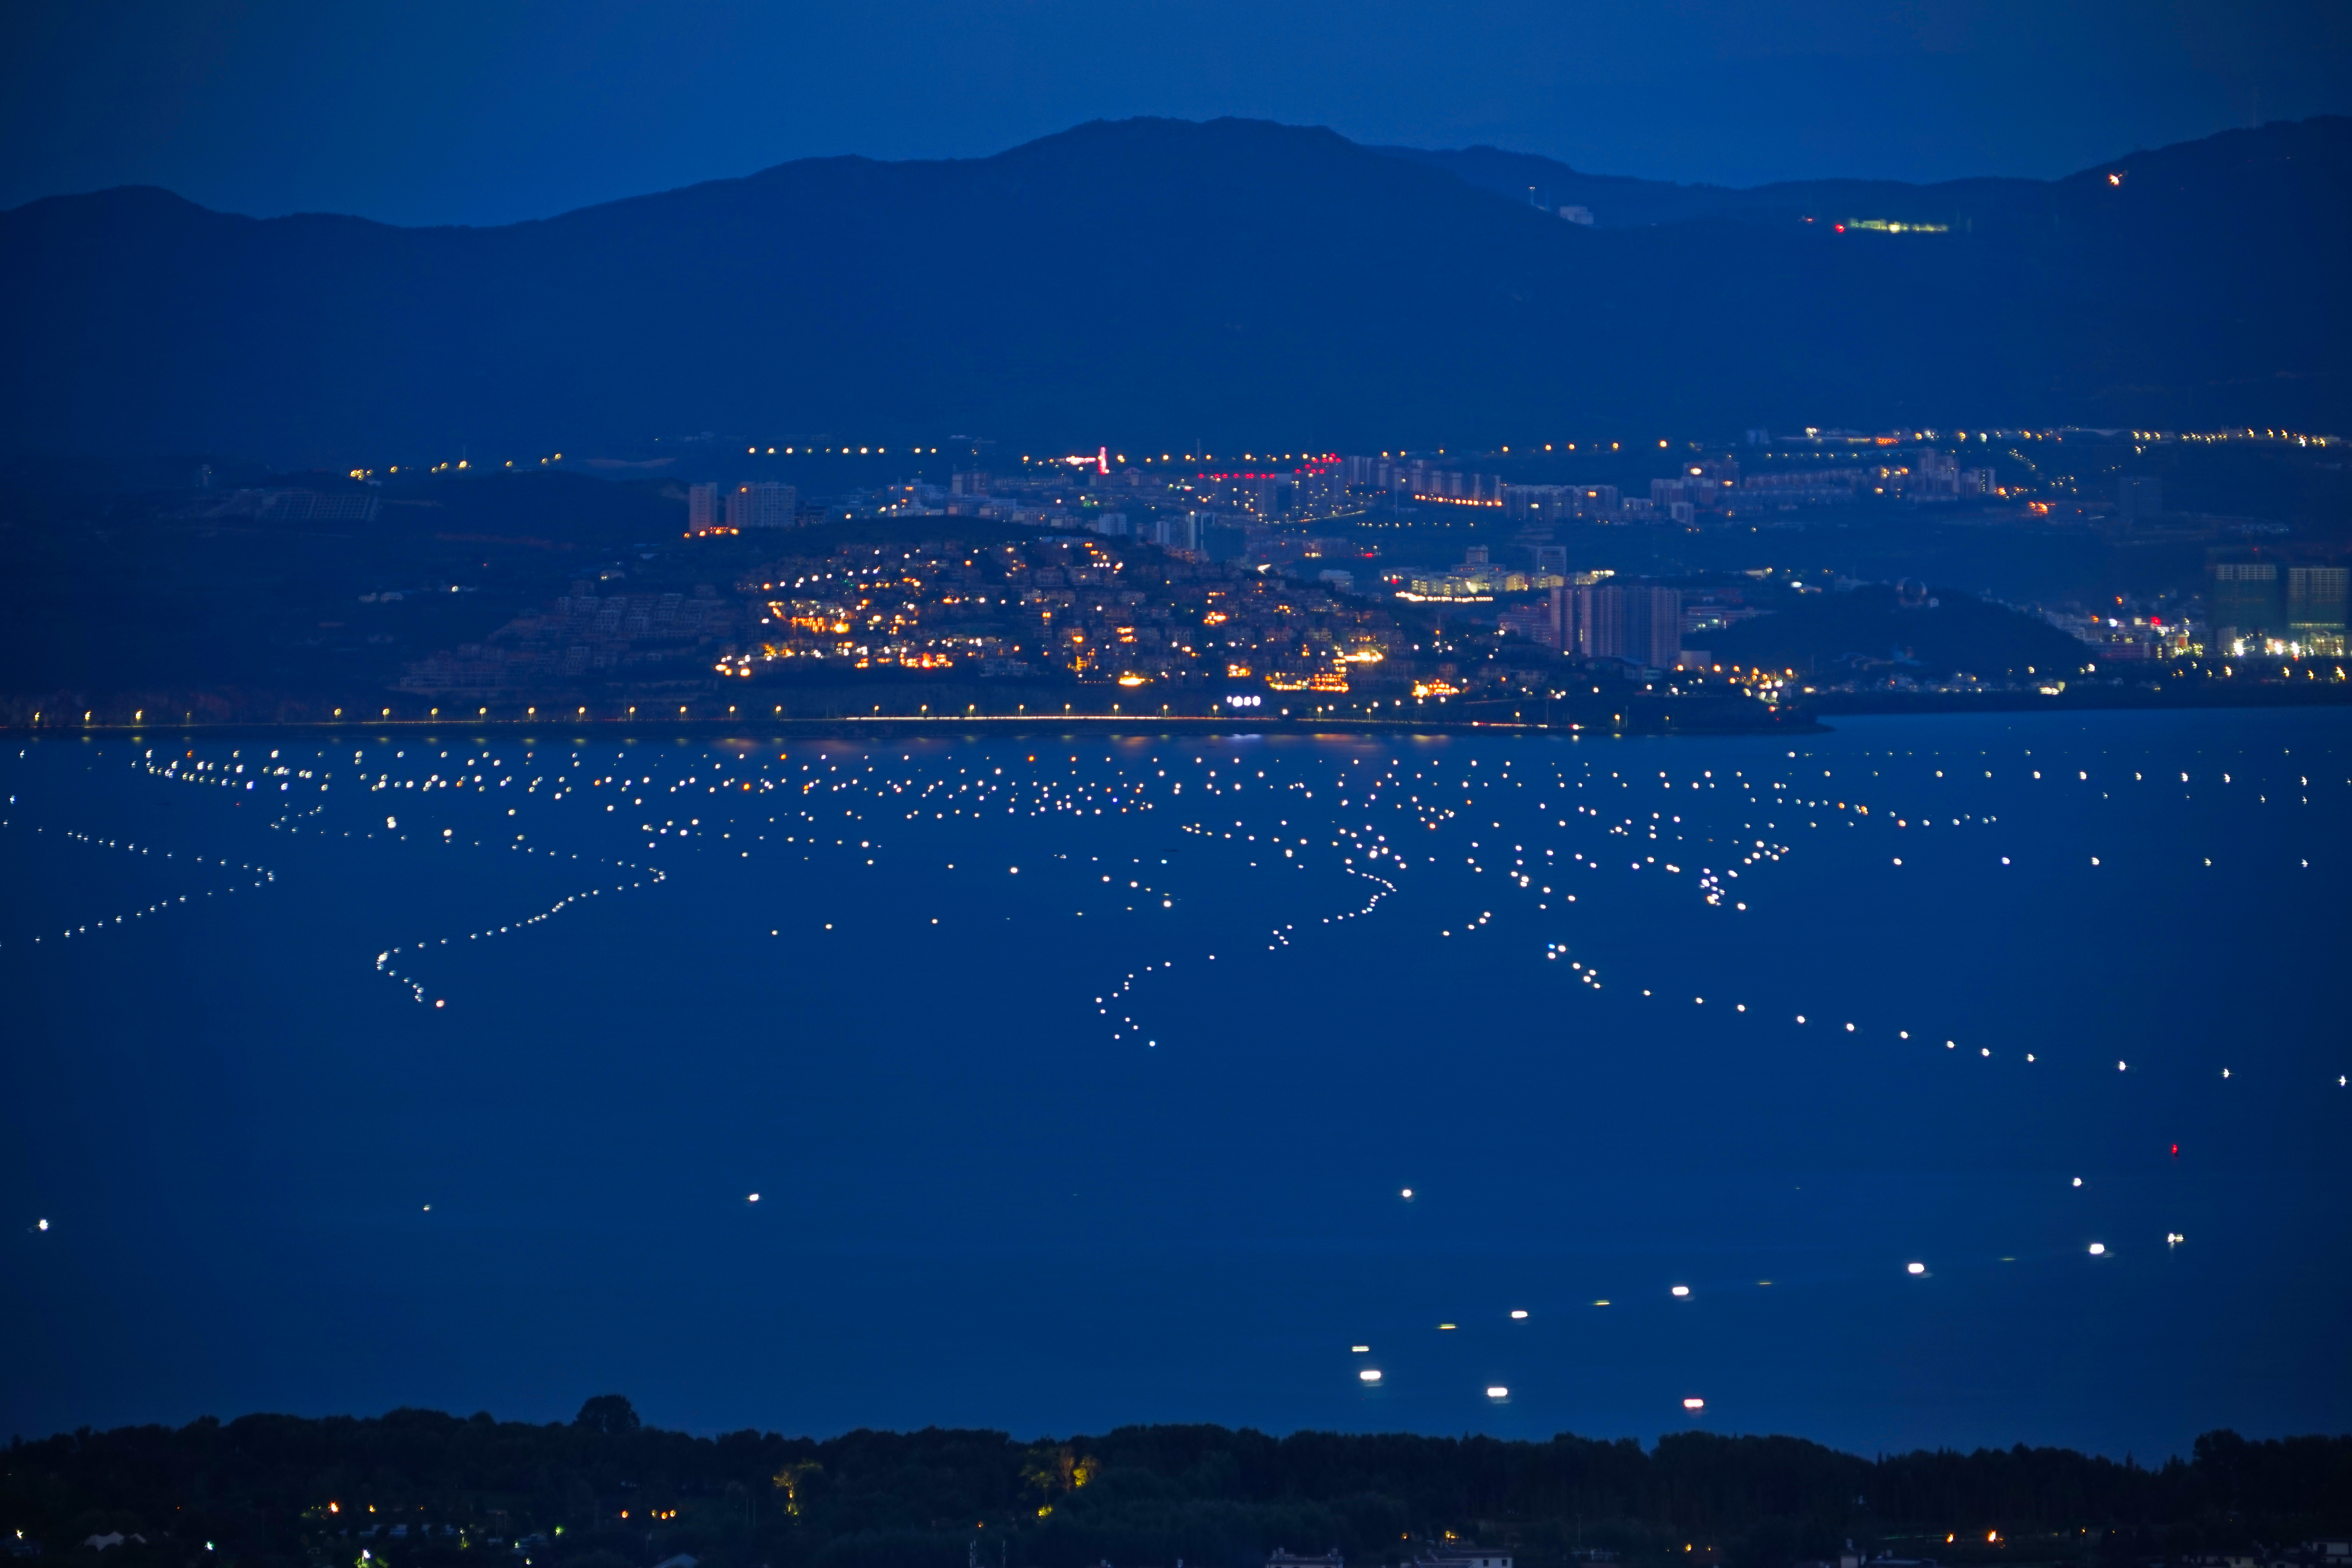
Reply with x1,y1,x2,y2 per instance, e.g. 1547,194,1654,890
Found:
5,1402,2347,1568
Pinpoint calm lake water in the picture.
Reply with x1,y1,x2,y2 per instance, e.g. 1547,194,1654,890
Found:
4,710,2346,1458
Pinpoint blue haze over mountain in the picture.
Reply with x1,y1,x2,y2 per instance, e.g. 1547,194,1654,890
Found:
2,116,2347,467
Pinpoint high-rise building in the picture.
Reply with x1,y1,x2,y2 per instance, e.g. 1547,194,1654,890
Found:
2288,566,2348,633
1152,514,1198,551
1913,448,1960,499
1626,586,1685,668
2209,562,2282,635
1566,585,1681,665
2118,476,2164,527
1569,585,1625,660
726,482,797,528
687,483,719,532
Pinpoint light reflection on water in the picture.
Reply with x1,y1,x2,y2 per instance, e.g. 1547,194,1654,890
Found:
1,709,2345,1456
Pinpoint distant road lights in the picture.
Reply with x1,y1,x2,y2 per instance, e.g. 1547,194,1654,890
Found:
1509,1309,1529,1319
1670,1285,1691,1298
2088,1243,2107,1256
1400,1187,1414,1200
1907,1262,1926,1275
1486,1387,1510,1400
1683,1397,1705,1410
1358,1368,1382,1383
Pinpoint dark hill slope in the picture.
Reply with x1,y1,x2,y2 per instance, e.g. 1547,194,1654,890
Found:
2,116,2346,465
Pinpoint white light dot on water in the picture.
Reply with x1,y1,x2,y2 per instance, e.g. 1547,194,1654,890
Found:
2118,1060,2128,1071
1351,1345,1370,1353
1400,1187,1413,1199
2088,1242,2107,1256
1359,1368,1382,1383
1486,1386,1510,1399
1795,1014,1806,1024
2073,1176,2083,1187
1907,1262,1926,1274
37,1219,49,1231
748,1193,760,1203
1683,1397,1706,1410
1671,1285,1691,1297
1510,1309,1529,1319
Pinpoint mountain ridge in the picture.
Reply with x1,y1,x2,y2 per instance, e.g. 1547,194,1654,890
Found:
3,114,2345,464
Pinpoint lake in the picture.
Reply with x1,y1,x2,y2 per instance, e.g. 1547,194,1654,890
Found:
3,709,2345,1459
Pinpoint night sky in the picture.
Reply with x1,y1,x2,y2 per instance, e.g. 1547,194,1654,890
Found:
2,0,2346,226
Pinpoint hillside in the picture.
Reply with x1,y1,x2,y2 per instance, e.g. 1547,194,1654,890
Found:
1,116,2347,466
4,1402,2346,1568
1704,586,2092,680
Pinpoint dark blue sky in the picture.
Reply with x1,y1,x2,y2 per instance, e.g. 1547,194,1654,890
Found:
4,0,2346,227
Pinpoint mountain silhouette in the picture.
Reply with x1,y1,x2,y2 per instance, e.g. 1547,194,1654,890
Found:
3,115,2345,465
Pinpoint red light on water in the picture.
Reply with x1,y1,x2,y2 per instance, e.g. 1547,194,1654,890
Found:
2171,1143,2180,1157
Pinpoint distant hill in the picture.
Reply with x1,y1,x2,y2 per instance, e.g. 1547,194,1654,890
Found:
1705,584,2091,679
1370,144,2045,229
2,115,2346,465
